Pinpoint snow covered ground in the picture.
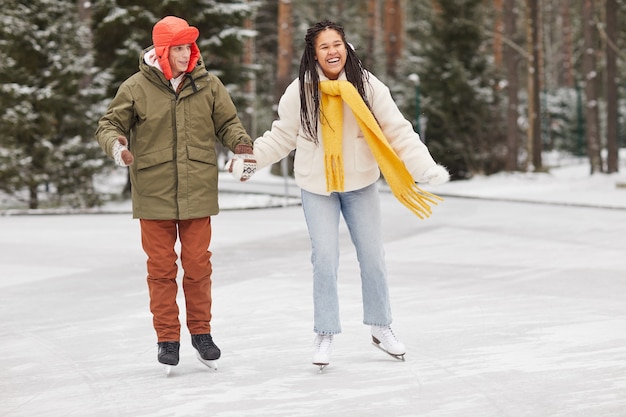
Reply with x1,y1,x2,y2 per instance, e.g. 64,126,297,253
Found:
1,158,625,417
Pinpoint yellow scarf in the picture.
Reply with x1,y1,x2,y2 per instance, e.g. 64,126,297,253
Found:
319,80,442,219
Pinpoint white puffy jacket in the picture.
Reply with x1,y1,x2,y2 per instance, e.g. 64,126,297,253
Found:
253,69,438,195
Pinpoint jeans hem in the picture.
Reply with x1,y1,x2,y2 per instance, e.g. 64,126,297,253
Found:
364,321,392,327
313,329,342,336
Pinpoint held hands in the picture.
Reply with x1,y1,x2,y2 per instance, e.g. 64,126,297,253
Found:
112,136,134,166
419,164,450,185
227,144,257,182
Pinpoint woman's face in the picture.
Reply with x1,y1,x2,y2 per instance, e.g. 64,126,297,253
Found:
168,44,192,78
314,29,347,80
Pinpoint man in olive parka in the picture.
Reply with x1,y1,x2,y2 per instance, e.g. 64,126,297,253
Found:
96,16,255,372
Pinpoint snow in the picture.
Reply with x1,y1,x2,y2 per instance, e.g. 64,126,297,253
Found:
1,157,626,417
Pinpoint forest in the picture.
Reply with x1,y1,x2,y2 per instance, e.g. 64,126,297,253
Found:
0,0,624,209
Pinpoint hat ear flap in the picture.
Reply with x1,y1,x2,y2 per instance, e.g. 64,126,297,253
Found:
187,42,200,73
156,45,173,80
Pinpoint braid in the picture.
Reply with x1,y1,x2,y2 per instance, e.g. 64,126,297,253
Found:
299,20,371,143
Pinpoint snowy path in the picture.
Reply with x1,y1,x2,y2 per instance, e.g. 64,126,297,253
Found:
1,191,625,417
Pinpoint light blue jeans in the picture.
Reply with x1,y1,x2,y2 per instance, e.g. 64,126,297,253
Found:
301,182,393,335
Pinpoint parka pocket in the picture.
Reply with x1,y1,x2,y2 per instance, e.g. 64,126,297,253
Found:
135,147,175,198
137,147,174,170
187,145,215,165
186,145,217,195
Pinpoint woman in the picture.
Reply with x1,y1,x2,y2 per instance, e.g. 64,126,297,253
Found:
234,20,448,369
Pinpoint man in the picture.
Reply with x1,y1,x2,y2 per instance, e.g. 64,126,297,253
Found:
96,16,256,373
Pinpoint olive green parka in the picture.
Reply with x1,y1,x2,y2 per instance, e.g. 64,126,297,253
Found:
96,47,252,220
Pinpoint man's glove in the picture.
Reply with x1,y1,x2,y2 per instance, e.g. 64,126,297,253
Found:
227,144,256,181
419,164,450,185
112,136,134,166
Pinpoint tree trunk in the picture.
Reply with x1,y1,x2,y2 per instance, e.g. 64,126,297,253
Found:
243,4,256,137
493,0,503,68
273,0,295,177
276,0,293,103
605,0,618,173
29,184,38,210
503,1,519,171
243,0,257,138
561,0,574,88
582,0,603,173
526,0,542,171
365,0,380,71
383,0,403,78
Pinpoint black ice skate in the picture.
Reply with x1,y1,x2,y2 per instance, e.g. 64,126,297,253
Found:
157,341,180,375
191,333,220,370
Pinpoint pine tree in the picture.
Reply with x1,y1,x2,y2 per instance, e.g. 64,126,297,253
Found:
0,0,103,209
420,0,505,178
91,0,254,104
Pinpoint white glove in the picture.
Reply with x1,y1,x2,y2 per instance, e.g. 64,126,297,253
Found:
227,144,256,181
112,136,134,167
419,164,449,185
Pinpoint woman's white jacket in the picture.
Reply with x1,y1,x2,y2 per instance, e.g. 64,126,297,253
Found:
253,69,438,196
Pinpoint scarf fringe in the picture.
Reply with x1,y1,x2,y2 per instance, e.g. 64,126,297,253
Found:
325,154,345,192
391,183,443,219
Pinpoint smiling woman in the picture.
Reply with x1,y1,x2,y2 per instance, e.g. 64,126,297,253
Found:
241,20,450,371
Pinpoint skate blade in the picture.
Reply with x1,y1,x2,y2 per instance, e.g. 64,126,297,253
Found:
314,363,328,373
164,365,173,376
195,351,218,370
372,341,406,361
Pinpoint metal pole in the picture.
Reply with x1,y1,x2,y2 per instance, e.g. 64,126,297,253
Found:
409,73,421,137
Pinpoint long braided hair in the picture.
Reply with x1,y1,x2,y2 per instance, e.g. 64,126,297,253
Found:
298,20,371,143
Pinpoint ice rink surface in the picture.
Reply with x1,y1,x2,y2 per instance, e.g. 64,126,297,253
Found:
1,164,625,417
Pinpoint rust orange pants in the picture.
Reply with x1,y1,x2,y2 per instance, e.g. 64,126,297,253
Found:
140,217,213,342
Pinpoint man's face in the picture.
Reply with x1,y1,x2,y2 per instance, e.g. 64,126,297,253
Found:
169,44,192,78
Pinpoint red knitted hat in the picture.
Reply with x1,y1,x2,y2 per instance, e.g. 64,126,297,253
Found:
152,16,200,80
